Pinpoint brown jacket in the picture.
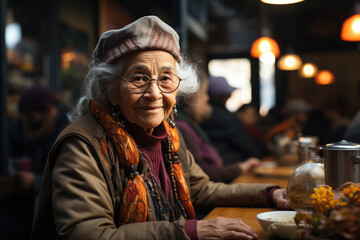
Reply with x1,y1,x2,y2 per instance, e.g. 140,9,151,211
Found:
32,113,276,240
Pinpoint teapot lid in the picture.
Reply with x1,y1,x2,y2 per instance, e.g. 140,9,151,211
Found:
324,140,360,150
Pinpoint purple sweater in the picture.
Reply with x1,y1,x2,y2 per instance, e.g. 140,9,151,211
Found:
176,119,243,183
126,122,198,239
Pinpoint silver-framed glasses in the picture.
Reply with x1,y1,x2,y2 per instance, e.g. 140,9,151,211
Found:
121,73,182,94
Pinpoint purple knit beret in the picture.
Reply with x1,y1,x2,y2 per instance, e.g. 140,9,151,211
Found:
93,15,181,64
18,85,57,113
208,76,237,96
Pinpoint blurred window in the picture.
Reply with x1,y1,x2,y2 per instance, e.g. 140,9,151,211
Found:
259,56,276,117
208,58,252,112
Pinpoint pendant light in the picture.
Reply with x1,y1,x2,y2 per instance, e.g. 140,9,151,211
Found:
251,37,280,58
277,54,303,70
341,14,360,41
251,3,280,58
261,0,305,5
299,62,318,78
341,2,360,41
315,70,334,85
277,15,302,70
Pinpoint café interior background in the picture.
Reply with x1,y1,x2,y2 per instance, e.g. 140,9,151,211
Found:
1,0,360,173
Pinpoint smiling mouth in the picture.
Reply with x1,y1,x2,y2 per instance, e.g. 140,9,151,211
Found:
140,106,163,111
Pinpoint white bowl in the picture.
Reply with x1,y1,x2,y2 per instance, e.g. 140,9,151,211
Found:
268,222,297,239
256,211,296,233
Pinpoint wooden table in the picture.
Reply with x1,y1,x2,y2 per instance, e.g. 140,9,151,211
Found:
203,164,294,240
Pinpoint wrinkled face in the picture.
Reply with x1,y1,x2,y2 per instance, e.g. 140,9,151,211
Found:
108,50,178,134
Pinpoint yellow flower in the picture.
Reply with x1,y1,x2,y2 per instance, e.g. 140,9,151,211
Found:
341,184,360,205
311,186,341,212
298,185,360,239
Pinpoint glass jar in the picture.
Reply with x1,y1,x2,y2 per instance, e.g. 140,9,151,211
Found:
286,156,325,210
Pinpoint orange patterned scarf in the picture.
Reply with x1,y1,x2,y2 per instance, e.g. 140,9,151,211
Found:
90,101,195,224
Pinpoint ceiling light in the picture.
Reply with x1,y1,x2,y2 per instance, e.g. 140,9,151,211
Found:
261,0,305,5
277,54,303,70
299,63,318,78
341,14,360,41
315,70,334,85
250,36,280,58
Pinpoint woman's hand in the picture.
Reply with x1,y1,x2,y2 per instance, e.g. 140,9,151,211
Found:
239,158,261,174
272,189,290,209
197,217,257,240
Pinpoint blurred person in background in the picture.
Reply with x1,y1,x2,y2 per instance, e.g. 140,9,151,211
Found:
0,85,70,240
236,103,270,155
344,83,360,143
302,108,329,146
201,76,265,165
260,98,313,165
265,98,312,142
323,97,350,143
176,76,260,184
344,110,360,143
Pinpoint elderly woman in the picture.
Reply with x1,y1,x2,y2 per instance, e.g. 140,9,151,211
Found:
32,16,288,240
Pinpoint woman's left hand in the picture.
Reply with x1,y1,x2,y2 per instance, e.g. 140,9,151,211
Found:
272,189,290,209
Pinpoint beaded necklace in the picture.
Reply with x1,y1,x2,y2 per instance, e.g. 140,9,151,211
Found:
138,136,187,220
164,136,188,219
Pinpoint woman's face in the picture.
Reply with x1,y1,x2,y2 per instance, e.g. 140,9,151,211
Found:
108,50,178,134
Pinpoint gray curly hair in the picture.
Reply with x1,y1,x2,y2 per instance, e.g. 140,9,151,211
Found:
68,54,199,121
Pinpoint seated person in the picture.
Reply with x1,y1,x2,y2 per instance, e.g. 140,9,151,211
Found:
201,76,265,164
236,103,269,155
266,98,312,141
177,76,260,183
323,97,350,143
9,85,70,193
344,110,360,143
344,83,360,143
1,85,70,239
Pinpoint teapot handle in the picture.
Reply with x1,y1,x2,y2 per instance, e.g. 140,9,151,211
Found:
308,146,323,151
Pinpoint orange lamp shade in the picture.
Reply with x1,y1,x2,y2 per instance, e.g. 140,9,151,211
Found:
315,70,334,85
250,37,280,58
341,14,360,41
277,54,303,70
299,62,318,78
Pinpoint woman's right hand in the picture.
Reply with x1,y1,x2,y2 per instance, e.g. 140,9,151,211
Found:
197,217,257,240
239,157,261,174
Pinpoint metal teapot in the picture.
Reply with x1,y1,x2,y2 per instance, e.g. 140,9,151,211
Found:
317,140,360,189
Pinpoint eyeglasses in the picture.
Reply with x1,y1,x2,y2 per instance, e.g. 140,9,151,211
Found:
121,73,182,94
